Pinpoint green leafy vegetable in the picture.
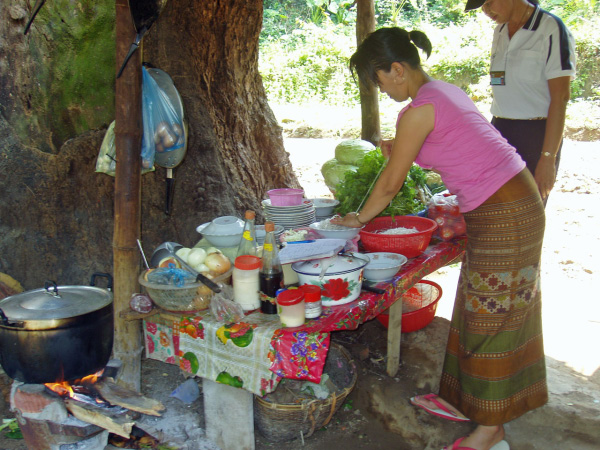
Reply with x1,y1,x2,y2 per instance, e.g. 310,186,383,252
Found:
334,149,430,217
334,139,375,165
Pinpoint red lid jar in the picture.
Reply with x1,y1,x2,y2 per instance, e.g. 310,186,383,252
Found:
276,289,305,328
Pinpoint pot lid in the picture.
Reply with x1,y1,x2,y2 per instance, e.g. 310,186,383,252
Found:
291,254,369,276
0,282,113,322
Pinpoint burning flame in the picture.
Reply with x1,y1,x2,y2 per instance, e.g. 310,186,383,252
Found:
45,370,104,399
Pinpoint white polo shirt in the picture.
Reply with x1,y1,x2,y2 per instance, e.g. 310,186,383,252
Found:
490,5,576,119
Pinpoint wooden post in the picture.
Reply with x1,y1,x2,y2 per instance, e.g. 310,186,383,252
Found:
356,0,380,145
113,0,143,391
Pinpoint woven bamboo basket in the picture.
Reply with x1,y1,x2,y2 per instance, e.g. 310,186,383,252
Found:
254,343,357,442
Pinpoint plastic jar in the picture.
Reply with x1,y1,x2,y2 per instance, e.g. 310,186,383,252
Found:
300,284,322,319
233,255,261,311
276,289,305,328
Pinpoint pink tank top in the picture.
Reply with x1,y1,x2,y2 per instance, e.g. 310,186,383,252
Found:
400,80,525,212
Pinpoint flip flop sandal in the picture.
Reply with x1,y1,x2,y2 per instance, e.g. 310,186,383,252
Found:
410,393,470,422
441,437,510,450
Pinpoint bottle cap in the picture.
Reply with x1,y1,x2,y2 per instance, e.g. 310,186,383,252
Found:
277,289,304,306
244,210,256,220
234,255,261,270
265,221,275,232
300,284,321,303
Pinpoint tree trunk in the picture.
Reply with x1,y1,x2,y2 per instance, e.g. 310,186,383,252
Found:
356,0,380,145
0,0,298,329
141,0,299,222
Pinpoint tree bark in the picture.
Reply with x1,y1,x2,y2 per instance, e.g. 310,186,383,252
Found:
0,0,299,295
356,0,380,145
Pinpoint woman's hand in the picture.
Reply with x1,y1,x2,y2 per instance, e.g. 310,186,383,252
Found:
534,156,557,201
330,212,364,228
379,139,394,159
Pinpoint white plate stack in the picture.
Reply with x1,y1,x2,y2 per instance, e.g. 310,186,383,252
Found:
262,199,316,231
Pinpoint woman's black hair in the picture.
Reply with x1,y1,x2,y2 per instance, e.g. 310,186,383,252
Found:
349,27,432,87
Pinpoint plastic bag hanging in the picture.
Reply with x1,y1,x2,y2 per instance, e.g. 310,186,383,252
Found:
95,120,154,176
141,66,185,171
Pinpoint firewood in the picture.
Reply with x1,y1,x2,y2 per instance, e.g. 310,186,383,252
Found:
64,398,134,438
94,379,166,416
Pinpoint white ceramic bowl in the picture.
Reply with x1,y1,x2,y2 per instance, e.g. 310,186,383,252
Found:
196,222,243,248
360,252,408,282
309,219,362,240
291,254,369,306
310,198,340,217
209,216,244,235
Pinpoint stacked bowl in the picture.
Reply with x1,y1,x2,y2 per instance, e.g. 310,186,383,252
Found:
311,198,340,221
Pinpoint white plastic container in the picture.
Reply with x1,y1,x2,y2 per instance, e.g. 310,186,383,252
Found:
233,255,261,311
276,289,305,328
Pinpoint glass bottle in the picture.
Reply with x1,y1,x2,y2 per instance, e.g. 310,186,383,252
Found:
259,221,283,314
236,210,258,258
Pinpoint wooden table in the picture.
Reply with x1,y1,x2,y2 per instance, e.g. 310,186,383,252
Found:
141,237,465,450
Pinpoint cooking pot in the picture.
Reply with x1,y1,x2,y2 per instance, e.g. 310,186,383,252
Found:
292,254,369,307
0,273,114,384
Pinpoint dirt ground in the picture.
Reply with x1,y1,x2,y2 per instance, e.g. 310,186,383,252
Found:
0,112,598,449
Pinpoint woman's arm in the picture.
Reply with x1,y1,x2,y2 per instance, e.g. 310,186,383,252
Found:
331,104,434,228
535,76,570,200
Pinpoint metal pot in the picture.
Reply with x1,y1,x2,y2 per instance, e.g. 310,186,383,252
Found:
0,273,114,384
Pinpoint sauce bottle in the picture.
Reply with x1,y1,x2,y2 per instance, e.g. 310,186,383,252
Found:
259,221,283,314
236,210,258,258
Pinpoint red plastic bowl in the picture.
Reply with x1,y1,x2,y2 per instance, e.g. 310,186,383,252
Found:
359,216,438,258
376,280,443,333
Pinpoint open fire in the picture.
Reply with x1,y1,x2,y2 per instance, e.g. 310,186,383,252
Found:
10,360,166,450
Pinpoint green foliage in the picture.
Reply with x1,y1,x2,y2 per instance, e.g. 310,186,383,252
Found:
259,22,359,105
260,0,600,106
335,150,428,217
0,419,22,440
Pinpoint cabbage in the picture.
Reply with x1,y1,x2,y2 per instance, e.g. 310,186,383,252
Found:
321,158,358,192
334,139,375,165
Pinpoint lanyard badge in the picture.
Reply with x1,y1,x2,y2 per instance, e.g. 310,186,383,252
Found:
490,71,506,86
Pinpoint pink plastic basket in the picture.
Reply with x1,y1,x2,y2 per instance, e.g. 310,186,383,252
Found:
359,216,438,258
267,188,305,206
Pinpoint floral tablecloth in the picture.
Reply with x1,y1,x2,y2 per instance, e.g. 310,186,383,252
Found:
144,237,466,396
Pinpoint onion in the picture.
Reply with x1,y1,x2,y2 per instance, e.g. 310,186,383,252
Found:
156,121,170,137
175,247,192,261
193,263,210,273
205,253,231,275
187,248,207,266
162,131,176,148
172,122,183,137
205,247,222,255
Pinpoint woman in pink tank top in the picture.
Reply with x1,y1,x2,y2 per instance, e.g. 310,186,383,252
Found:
332,27,545,450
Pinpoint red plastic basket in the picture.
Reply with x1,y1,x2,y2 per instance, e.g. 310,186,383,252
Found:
359,216,438,258
376,280,443,332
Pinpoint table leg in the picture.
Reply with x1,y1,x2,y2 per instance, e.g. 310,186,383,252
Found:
386,298,403,377
203,379,255,450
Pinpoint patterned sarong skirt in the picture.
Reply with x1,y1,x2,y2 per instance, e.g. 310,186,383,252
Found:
439,191,548,425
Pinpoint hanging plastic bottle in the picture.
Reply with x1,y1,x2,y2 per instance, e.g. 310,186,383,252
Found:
236,210,258,258
259,221,283,314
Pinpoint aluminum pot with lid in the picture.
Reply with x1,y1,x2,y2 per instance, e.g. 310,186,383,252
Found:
0,273,114,384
